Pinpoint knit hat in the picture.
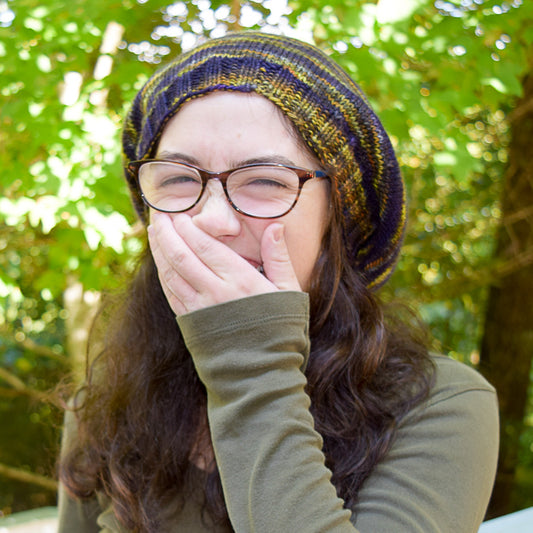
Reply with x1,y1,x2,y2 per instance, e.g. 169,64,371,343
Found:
122,31,405,289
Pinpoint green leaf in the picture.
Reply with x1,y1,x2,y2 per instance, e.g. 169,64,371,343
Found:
376,0,427,24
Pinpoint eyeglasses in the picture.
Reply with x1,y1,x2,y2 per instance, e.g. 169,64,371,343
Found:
128,159,329,219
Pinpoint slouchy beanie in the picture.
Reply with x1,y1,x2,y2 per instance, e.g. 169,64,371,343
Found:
122,31,405,289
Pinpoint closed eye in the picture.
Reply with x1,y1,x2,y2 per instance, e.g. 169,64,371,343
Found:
240,177,290,189
157,174,201,188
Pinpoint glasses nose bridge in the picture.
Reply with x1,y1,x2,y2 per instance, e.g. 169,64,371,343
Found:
200,168,233,195
197,168,235,208
202,168,232,181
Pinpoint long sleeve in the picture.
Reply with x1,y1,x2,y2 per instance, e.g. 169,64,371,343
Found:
57,409,102,533
56,292,498,532
57,409,126,533
178,291,355,532
57,484,103,533
178,292,499,533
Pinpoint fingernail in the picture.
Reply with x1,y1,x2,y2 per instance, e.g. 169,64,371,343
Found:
272,224,284,243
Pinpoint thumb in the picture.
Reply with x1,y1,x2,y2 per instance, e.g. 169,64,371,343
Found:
261,223,301,292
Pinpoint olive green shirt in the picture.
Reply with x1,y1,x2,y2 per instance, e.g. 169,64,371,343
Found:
58,292,498,532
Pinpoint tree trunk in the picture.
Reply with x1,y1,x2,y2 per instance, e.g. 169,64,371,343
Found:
480,53,533,518
228,0,242,30
63,281,100,384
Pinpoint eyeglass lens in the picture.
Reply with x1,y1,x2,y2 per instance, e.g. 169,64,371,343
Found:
138,161,301,218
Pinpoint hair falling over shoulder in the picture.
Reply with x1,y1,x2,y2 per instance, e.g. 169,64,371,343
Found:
59,250,221,531
59,217,435,533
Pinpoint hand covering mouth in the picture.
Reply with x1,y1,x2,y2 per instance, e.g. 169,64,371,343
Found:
244,257,264,275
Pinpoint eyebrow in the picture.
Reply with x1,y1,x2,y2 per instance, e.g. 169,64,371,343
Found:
155,150,298,169
156,151,201,166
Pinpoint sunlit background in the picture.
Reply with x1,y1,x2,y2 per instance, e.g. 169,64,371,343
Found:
0,0,532,525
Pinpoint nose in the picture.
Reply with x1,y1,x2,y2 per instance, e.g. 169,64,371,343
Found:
189,179,241,238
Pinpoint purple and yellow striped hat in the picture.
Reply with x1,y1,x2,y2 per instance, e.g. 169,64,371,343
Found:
122,31,405,289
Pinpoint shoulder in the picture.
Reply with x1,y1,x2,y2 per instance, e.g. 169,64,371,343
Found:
428,354,496,406
400,354,499,449
353,355,499,531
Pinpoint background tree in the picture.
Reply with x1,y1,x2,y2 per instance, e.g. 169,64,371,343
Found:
479,47,533,515
0,0,531,518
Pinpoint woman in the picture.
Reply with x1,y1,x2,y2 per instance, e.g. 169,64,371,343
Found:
58,32,498,532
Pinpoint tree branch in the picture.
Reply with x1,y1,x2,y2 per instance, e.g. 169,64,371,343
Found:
508,96,533,123
502,204,533,225
495,247,533,279
0,462,58,492
19,337,68,364
0,367,26,390
0,335,68,364
0,386,33,398
0,368,49,402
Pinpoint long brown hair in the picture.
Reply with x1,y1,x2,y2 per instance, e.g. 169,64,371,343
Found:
59,189,434,531
59,108,434,532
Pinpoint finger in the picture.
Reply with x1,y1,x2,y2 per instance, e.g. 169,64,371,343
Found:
261,223,301,292
173,214,253,279
147,216,203,315
147,224,188,315
152,212,220,288
174,214,283,306
150,213,282,312
158,269,188,316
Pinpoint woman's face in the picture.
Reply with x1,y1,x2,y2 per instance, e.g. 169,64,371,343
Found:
153,91,330,291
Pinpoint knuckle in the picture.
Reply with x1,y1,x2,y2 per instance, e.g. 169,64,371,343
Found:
194,236,212,257
167,248,189,269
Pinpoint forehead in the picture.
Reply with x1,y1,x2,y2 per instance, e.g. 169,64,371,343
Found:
161,91,289,131
156,91,320,168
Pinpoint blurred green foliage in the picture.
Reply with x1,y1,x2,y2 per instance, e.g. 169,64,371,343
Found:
287,0,530,366
0,0,532,518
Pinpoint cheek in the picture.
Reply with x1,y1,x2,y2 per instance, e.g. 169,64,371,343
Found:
246,217,319,289
283,218,326,291
282,187,330,290
288,234,322,290
243,218,271,240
